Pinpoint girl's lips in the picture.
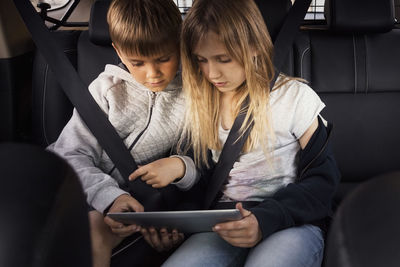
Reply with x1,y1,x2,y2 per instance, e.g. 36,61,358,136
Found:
214,82,227,87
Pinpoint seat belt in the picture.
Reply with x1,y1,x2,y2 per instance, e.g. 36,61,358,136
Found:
13,0,165,211
204,0,312,209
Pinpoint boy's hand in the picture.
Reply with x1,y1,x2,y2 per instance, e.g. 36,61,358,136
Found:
141,227,184,252
104,194,144,237
129,157,185,188
212,203,262,248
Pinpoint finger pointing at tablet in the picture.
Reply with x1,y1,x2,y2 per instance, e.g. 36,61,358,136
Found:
128,158,185,188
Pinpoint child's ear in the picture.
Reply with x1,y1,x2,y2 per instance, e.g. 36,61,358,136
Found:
112,42,122,58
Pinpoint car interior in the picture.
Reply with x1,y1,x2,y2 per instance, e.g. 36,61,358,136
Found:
1,0,400,266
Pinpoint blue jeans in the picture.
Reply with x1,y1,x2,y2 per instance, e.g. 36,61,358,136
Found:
162,224,324,267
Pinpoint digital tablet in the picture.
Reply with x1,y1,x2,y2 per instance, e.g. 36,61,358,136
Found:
107,209,242,233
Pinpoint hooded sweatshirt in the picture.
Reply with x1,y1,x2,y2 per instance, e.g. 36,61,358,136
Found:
49,64,198,213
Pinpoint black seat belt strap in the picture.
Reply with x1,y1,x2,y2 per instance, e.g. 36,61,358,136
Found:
204,0,312,209
13,0,157,208
273,0,312,72
203,107,253,209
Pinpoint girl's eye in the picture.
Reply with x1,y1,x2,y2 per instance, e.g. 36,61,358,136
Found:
158,56,171,63
218,57,232,63
196,57,207,63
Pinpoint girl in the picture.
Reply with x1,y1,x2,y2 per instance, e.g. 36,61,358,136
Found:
162,0,340,266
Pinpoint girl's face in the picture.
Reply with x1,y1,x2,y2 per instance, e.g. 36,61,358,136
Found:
193,31,246,95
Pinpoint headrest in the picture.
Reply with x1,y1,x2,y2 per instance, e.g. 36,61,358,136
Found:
324,0,395,33
254,0,292,42
89,0,111,46
88,0,292,46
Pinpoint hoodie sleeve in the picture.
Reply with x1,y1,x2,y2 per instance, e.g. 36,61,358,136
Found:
48,76,129,213
250,117,341,239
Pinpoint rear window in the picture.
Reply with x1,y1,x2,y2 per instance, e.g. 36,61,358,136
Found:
174,0,326,20
175,0,400,22
305,0,325,20
174,0,193,14
30,0,71,11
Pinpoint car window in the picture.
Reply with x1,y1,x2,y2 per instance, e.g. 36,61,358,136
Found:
30,0,71,10
175,0,326,20
174,0,193,14
305,0,325,20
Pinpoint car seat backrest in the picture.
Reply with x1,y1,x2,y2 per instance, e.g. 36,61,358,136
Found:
294,0,400,201
77,0,119,87
0,143,91,267
32,0,117,146
32,31,80,146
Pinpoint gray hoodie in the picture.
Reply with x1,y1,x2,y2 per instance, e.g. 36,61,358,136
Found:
48,64,198,213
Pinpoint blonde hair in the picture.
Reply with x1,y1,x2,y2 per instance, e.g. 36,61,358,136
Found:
181,0,291,167
107,0,182,57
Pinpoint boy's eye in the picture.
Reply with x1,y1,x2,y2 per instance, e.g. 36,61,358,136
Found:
130,61,144,67
158,56,171,63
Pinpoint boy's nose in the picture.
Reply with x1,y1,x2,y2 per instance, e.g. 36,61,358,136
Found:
146,64,162,78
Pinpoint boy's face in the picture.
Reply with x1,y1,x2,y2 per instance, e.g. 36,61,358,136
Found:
115,46,179,92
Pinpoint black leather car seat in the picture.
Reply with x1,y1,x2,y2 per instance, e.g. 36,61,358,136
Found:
293,0,400,203
325,171,400,267
0,143,91,267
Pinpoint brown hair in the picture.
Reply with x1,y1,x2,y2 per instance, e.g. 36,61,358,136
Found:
107,0,182,57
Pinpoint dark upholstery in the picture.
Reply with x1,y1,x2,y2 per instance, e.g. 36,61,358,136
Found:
325,171,400,267
325,0,396,33
89,0,112,46
31,1,118,146
32,31,80,146
77,30,119,86
0,143,91,267
294,0,400,201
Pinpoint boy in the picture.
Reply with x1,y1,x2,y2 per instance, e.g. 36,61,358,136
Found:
49,0,198,266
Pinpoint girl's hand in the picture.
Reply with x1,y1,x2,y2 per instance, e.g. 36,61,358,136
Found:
129,157,185,188
213,202,262,247
141,227,184,252
104,194,144,237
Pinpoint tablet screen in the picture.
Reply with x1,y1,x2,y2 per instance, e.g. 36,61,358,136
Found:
107,209,242,233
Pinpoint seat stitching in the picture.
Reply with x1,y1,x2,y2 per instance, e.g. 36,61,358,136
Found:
43,64,50,145
352,35,357,94
300,46,310,78
364,35,369,94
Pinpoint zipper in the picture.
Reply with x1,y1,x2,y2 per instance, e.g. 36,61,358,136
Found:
126,91,156,151
298,125,333,180
108,92,157,175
